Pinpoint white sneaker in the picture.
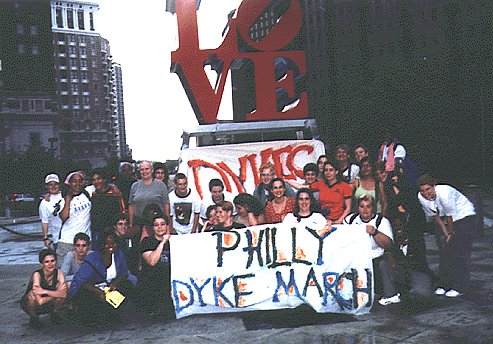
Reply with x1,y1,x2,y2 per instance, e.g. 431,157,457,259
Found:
434,287,446,295
445,289,463,298
378,293,401,306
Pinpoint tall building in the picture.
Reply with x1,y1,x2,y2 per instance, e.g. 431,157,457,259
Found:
112,62,130,159
0,0,130,167
51,0,119,167
0,0,59,156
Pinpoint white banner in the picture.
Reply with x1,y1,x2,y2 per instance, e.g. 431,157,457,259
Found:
170,223,374,319
178,139,325,199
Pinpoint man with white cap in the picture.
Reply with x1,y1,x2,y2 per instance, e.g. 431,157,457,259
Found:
38,174,65,257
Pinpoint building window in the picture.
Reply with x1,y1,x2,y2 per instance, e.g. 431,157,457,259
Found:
81,71,88,80
80,59,87,68
67,9,74,29
80,47,86,55
35,100,43,111
17,44,25,54
16,23,24,34
30,25,37,35
91,46,96,55
78,10,85,30
71,83,79,93
69,34,76,42
83,96,89,105
89,12,95,31
56,8,63,28
80,35,86,43
71,58,77,68
30,133,41,147
92,60,97,68
69,46,76,54
21,100,29,110
32,44,38,55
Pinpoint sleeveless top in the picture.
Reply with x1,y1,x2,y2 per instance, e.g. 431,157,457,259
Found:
25,268,59,293
353,181,382,213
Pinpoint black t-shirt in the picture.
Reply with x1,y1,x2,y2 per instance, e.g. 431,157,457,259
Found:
140,235,171,277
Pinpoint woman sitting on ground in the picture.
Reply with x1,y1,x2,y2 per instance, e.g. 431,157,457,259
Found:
69,232,135,326
21,249,67,328
233,193,266,227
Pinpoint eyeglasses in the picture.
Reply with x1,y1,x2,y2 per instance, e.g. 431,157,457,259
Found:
75,244,87,248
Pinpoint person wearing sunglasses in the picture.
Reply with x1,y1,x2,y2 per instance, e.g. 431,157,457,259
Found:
38,174,65,253
61,232,92,287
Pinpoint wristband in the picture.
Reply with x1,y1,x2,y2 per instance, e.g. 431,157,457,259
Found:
371,229,379,237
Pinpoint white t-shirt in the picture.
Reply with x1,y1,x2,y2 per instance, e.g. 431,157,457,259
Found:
341,163,360,181
59,192,91,243
418,184,475,222
283,212,327,230
170,189,201,235
38,193,64,243
382,144,407,161
344,213,393,259
199,191,235,220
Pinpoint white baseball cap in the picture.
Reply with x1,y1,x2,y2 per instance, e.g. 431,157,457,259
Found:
45,174,60,184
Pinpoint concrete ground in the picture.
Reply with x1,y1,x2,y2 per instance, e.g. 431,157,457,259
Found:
1,198,493,343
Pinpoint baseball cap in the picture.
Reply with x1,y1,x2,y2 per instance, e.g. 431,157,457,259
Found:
45,174,60,184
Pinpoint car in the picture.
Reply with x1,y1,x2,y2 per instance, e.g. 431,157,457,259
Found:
10,193,35,202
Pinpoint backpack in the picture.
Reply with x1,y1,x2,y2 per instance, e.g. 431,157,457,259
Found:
347,213,383,228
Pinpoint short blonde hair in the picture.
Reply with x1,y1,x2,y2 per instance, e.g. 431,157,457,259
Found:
259,162,276,174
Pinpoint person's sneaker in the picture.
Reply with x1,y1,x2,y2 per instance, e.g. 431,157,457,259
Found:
378,293,401,306
434,287,446,295
445,289,463,298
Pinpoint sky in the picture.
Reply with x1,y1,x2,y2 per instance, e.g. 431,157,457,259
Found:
96,0,240,162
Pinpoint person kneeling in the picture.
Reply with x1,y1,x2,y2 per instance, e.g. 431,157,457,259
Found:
21,249,67,328
68,232,136,327
344,194,400,306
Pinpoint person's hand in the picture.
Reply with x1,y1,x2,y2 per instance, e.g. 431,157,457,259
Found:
444,231,453,243
32,285,43,296
108,282,117,292
366,225,377,236
163,232,171,243
98,289,106,302
333,218,343,224
317,220,334,237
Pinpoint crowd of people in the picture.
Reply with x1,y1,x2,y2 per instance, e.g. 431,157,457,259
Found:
23,139,478,328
